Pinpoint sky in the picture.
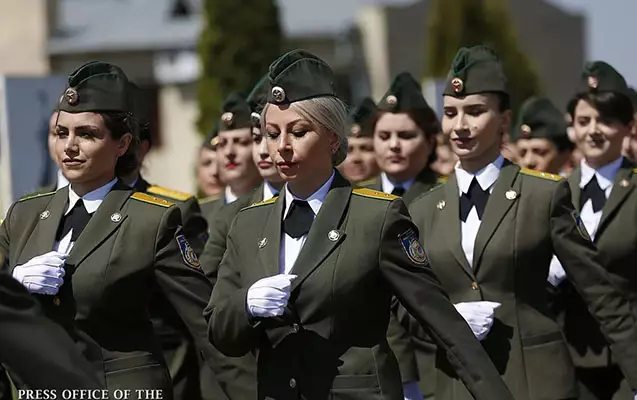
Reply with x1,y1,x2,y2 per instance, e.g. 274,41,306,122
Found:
548,0,636,85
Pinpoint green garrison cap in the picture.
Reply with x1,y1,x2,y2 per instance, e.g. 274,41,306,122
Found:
626,87,637,107
58,61,132,113
219,93,252,131
348,97,377,138
578,61,628,95
378,72,430,112
443,45,508,97
128,82,153,142
266,49,337,105
202,123,219,150
247,74,269,128
512,97,568,143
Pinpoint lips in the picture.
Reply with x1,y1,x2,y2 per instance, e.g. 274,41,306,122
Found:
225,162,240,170
277,161,296,170
258,161,273,169
386,156,405,163
63,158,85,166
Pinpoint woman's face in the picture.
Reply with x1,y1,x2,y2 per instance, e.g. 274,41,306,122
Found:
54,111,130,189
264,104,337,185
516,138,568,174
572,99,632,167
442,94,510,164
342,137,379,183
373,112,433,182
252,127,283,183
431,143,457,176
197,147,223,197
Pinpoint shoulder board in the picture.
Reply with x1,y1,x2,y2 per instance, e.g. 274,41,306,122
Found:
520,168,563,181
18,191,55,202
131,192,173,208
147,185,192,202
436,176,448,184
352,188,398,201
199,194,221,204
242,196,278,211
356,177,379,187
632,167,637,174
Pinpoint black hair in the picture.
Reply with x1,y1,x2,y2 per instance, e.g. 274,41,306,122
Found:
568,91,634,126
491,92,510,112
101,111,140,177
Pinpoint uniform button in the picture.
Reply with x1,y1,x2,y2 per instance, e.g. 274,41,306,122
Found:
289,378,297,388
292,323,300,332
54,297,61,306
471,282,479,290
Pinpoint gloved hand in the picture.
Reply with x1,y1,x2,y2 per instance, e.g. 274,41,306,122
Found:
547,255,567,287
12,251,68,295
246,274,297,318
454,301,501,341
402,381,423,400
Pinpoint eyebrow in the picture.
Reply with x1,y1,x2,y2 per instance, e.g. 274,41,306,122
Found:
266,119,307,129
56,124,100,131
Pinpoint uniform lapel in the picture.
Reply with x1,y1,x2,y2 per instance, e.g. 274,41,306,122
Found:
441,173,474,279
66,182,131,268
290,173,350,292
403,167,438,205
17,188,69,264
597,160,635,236
133,176,150,193
568,167,582,212
472,162,520,272
257,195,284,276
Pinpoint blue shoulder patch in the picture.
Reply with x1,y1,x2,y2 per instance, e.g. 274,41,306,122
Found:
570,210,591,241
176,234,200,269
399,229,428,265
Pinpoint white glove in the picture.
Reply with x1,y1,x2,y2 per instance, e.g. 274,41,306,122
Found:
402,381,423,400
454,301,501,341
247,274,297,318
547,255,567,287
12,251,68,295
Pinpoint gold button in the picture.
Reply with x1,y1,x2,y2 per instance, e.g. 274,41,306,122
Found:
471,282,479,290
289,378,297,388
54,297,61,306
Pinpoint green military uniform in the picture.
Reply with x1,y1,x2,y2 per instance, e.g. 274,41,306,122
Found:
0,62,227,400
405,46,637,400
205,49,513,400
551,62,637,400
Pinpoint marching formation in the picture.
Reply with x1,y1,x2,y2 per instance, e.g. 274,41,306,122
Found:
2,44,637,400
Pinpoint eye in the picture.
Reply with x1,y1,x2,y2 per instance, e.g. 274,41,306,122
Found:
292,130,307,138
443,109,457,118
253,135,263,144
266,131,280,139
377,132,390,141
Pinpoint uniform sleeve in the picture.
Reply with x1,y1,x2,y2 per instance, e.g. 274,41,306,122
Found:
0,272,103,390
550,179,637,389
178,197,209,257
205,218,260,357
387,298,419,383
0,203,16,272
199,203,239,285
379,199,514,400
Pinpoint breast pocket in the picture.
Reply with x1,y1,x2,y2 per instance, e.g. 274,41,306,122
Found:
104,352,171,393
330,374,383,400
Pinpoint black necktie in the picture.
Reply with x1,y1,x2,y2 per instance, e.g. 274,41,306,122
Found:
56,199,92,242
283,200,314,239
391,187,405,196
581,175,606,213
459,178,490,222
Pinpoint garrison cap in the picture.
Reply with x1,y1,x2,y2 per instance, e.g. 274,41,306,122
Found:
513,97,569,145
219,93,252,131
247,74,269,128
578,61,628,95
348,97,377,138
626,87,637,107
202,123,219,150
443,45,508,97
128,82,153,142
58,61,132,113
266,49,337,105
378,72,430,112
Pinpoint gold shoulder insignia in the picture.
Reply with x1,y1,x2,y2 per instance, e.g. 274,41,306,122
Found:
147,185,192,202
436,176,448,184
356,177,379,187
18,191,55,202
520,168,563,181
199,194,221,204
242,196,278,211
132,192,173,207
632,167,637,174
353,188,398,201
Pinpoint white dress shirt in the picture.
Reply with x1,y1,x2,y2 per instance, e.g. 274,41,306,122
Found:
225,186,239,204
280,171,335,274
380,173,415,194
54,178,118,254
263,180,280,201
455,155,504,266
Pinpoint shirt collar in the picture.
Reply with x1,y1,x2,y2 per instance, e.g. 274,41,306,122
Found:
580,157,624,191
67,178,118,215
225,186,238,204
455,154,504,195
380,172,416,194
263,180,280,201
57,169,69,190
284,170,335,219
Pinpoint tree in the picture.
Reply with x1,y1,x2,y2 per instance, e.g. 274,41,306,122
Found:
426,0,542,113
197,0,282,136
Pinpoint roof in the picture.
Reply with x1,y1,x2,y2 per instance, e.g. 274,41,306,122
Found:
48,0,418,55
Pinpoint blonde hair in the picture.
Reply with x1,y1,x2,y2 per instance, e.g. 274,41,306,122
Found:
262,97,349,166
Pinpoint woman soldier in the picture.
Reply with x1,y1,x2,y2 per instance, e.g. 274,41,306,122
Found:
512,97,575,176
0,61,226,399
340,97,380,183
365,72,440,203
206,49,513,400
550,62,637,400
405,46,637,400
